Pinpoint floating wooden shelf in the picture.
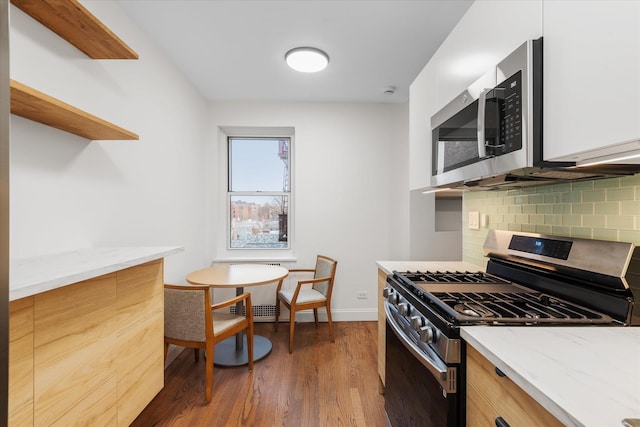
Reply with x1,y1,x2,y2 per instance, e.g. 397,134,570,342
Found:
10,80,138,140
11,0,138,59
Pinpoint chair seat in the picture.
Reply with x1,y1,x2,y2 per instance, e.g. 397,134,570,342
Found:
213,312,247,335
279,288,327,305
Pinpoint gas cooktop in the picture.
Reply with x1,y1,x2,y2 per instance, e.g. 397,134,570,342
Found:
388,229,639,327
393,269,613,324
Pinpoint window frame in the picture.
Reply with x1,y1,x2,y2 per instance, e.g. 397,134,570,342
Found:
227,136,290,250
217,127,295,259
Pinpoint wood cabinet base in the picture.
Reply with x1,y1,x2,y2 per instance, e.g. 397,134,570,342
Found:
9,260,164,426
466,346,563,427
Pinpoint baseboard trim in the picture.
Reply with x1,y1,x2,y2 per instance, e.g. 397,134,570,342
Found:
250,308,378,323
292,308,377,322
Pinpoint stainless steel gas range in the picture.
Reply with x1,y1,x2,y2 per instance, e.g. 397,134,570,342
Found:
383,230,639,427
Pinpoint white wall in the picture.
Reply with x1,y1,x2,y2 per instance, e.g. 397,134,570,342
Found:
409,192,462,260
8,0,411,321
9,1,211,283
209,101,409,320
387,104,410,261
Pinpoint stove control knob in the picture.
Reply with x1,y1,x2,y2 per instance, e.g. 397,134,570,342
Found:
410,316,424,331
382,287,391,298
398,303,410,316
387,291,399,305
419,325,436,344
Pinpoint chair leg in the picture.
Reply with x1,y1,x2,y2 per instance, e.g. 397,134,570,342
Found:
274,296,280,331
313,308,319,328
205,341,214,404
194,348,199,362
164,342,169,364
288,307,296,354
247,321,254,371
326,305,335,343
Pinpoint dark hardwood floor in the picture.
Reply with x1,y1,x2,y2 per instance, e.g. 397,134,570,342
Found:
132,321,386,427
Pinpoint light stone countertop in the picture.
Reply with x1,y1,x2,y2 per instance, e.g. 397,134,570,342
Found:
461,326,640,427
376,260,482,275
10,246,183,301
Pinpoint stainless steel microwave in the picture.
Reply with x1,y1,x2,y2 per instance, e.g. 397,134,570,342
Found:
430,38,542,188
430,37,640,190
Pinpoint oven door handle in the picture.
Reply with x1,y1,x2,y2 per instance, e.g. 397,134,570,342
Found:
385,302,456,394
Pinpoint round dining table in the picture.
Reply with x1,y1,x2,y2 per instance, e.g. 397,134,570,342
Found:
186,263,289,367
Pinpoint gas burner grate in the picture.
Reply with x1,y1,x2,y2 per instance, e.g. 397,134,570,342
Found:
396,270,512,285
431,291,605,321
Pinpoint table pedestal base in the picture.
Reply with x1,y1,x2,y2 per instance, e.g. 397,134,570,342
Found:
213,335,272,367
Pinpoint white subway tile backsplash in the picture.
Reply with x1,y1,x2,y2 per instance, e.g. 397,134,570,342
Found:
607,215,635,230
607,187,635,201
463,175,640,265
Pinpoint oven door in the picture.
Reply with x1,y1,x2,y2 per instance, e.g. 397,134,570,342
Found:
384,303,463,427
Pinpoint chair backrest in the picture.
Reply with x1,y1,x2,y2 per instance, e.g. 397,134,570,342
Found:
164,285,211,343
312,255,337,298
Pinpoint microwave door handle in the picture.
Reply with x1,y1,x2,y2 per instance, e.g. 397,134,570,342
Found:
477,88,491,159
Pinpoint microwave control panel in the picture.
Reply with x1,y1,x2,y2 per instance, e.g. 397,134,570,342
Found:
496,70,523,154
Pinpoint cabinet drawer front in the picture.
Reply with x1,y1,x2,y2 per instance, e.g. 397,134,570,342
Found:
466,346,563,427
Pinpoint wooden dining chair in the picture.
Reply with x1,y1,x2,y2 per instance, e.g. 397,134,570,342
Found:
164,284,254,403
274,255,338,353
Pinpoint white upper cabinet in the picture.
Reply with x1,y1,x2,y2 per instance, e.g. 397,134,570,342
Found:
409,60,437,190
434,1,543,112
542,1,640,161
409,0,542,190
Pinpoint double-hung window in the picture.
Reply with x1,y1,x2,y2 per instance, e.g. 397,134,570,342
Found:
227,137,291,250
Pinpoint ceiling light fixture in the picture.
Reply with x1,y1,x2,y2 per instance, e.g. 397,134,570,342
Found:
285,47,329,73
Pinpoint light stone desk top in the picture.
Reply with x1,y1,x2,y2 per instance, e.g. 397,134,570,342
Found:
461,326,640,427
10,246,183,301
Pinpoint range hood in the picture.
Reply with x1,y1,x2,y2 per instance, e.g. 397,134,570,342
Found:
457,139,640,191
458,165,640,190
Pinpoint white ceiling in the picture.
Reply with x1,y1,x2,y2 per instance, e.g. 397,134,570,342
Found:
115,0,473,104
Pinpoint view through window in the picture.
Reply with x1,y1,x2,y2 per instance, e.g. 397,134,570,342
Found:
228,137,290,249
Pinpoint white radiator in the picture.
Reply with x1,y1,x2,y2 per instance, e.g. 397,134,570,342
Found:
211,261,296,322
